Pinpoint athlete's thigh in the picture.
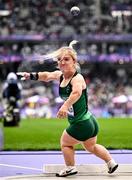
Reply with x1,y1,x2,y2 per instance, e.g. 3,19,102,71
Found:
82,136,97,150
60,130,79,146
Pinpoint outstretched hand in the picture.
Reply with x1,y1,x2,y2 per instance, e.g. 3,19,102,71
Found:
16,72,30,80
57,104,68,119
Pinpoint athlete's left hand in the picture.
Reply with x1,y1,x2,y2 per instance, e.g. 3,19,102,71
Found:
57,104,68,119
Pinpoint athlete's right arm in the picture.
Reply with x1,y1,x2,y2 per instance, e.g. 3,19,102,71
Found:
38,71,62,81
17,70,62,82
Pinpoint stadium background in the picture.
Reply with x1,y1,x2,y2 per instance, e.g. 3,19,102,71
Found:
0,0,132,150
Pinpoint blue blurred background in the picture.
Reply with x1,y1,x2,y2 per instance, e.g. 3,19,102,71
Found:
0,0,132,119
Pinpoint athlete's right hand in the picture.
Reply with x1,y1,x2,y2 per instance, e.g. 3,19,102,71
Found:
16,72,30,80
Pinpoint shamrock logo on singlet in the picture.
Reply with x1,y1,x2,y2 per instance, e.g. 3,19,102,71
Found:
66,85,71,94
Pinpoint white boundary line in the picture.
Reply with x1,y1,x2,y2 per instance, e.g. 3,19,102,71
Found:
0,163,42,171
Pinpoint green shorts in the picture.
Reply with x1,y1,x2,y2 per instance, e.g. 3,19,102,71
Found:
66,115,99,141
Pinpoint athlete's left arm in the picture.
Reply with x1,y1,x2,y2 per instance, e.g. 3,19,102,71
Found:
64,74,85,108
57,74,85,118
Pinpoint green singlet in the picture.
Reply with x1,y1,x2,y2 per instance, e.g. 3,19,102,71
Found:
59,72,99,141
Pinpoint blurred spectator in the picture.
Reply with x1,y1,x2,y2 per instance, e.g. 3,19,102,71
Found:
2,72,22,111
2,72,22,101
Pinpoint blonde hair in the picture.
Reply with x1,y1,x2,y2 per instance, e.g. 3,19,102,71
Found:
36,40,81,72
43,40,78,62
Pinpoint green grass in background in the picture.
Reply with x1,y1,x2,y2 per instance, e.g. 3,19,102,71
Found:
4,117,132,150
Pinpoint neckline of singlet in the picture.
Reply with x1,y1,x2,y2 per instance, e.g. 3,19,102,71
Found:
60,71,78,88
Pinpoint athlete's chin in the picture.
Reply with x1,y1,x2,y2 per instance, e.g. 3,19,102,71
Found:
60,67,67,72
61,70,70,74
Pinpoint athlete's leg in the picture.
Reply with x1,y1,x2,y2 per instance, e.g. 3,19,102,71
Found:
82,136,118,173
56,130,79,177
60,130,79,166
82,136,112,162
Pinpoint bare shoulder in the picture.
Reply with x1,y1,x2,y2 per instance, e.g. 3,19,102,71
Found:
50,70,62,76
71,74,86,89
73,73,85,82
52,70,62,80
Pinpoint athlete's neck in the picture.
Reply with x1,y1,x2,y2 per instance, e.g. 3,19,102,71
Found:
63,70,76,79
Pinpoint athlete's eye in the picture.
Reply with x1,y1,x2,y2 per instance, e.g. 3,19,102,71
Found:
57,58,61,62
64,58,69,61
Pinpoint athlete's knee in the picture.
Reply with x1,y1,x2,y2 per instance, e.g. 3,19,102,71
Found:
60,138,74,150
83,142,95,153
83,136,97,152
61,143,74,151
86,144,96,153
60,138,74,149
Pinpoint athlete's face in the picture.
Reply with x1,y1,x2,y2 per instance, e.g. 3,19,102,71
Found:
57,54,75,72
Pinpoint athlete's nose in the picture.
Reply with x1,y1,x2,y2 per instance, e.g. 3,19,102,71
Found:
61,60,65,64
60,59,65,64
